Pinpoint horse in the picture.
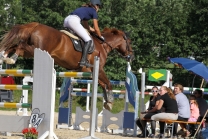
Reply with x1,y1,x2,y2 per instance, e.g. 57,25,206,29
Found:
0,22,134,110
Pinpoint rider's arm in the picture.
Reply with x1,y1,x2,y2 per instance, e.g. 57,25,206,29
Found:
92,19,102,37
82,20,90,30
82,20,95,32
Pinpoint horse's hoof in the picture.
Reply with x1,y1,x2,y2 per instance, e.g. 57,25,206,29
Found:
108,93,114,102
104,102,113,111
4,58,15,64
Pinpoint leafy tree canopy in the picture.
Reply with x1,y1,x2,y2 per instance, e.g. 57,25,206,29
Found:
0,0,208,88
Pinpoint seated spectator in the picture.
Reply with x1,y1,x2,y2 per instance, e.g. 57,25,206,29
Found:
187,95,200,136
188,89,208,137
173,83,190,137
136,86,161,138
151,86,178,138
194,89,208,122
188,95,200,122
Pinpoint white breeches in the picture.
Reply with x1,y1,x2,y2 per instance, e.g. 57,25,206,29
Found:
64,15,91,42
151,113,178,121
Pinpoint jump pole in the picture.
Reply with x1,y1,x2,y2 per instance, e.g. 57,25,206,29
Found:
86,83,91,112
80,56,100,139
140,72,145,112
0,70,33,116
70,79,125,116
0,102,31,108
18,76,33,116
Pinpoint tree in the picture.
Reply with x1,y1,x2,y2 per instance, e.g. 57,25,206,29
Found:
0,0,22,34
0,0,208,88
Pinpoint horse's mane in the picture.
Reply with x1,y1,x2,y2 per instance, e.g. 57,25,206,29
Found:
102,28,123,35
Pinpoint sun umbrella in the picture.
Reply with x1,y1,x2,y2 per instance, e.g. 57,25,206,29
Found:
169,57,208,82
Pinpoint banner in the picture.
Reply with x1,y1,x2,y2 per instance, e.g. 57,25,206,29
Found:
148,69,167,81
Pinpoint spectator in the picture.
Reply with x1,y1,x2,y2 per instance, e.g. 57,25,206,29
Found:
173,83,190,137
194,89,208,122
136,86,161,138
188,89,208,137
151,86,178,138
1,75,15,85
188,95,200,122
0,75,15,102
187,95,200,136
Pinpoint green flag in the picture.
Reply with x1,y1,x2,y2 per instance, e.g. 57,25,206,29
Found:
148,69,167,81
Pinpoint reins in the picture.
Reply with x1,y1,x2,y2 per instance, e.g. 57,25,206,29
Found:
91,32,113,50
91,31,133,59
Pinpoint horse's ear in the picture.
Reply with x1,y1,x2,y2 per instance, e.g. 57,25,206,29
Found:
124,31,131,38
102,28,110,33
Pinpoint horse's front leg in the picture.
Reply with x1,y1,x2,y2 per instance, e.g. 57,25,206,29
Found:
98,69,114,111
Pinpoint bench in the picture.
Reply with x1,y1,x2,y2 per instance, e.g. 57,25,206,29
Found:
159,120,201,125
160,120,201,138
142,118,201,137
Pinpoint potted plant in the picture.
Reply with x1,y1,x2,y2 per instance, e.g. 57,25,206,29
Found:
22,127,38,139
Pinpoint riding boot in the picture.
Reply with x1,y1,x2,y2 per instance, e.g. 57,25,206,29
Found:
79,40,93,67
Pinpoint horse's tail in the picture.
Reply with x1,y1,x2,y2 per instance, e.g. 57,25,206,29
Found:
0,22,39,52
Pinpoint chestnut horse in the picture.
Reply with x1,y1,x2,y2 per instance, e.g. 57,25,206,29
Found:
0,22,134,110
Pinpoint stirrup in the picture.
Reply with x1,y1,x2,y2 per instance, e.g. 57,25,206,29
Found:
79,61,93,68
85,63,93,68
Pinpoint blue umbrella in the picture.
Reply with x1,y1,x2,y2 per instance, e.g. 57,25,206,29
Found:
169,57,208,82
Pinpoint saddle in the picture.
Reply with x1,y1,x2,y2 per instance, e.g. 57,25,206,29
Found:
60,28,94,54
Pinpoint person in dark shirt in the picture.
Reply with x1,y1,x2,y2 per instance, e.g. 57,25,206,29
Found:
63,0,104,67
188,89,208,137
194,89,208,121
151,86,178,138
136,86,161,138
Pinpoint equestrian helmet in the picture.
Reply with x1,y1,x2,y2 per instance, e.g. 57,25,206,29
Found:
90,0,102,7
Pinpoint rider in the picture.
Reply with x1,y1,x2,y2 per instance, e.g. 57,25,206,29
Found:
63,0,104,67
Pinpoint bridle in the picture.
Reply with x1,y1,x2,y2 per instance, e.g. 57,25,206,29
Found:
122,33,134,60
92,31,133,60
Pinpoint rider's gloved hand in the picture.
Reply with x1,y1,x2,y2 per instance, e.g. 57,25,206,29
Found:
100,36,105,41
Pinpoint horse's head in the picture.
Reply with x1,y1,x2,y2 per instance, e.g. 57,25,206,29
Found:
102,28,134,62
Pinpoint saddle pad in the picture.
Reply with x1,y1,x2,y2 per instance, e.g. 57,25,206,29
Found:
60,30,94,54
60,30,79,40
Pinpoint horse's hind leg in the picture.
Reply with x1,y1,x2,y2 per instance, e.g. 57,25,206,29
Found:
0,50,15,64
1,49,18,64
0,51,6,64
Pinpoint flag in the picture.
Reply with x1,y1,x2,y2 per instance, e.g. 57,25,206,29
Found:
148,69,167,81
